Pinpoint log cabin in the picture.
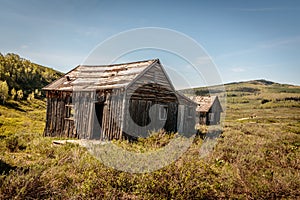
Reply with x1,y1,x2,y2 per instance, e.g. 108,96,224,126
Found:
190,96,223,125
43,59,197,140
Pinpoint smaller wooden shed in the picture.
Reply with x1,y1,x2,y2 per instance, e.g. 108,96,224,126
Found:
190,96,223,125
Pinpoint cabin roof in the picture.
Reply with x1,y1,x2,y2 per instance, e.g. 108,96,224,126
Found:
190,96,222,112
43,59,158,91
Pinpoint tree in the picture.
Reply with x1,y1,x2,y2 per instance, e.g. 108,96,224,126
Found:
17,89,23,100
27,91,35,101
34,88,41,98
0,81,9,104
0,53,63,98
11,88,16,100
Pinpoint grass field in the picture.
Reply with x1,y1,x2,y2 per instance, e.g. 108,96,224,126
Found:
0,80,299,199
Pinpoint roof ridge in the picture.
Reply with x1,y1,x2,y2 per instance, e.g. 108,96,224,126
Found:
79,58,158,68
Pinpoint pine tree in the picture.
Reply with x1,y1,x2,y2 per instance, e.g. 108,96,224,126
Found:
0,81,9,104
17,89,23,100
11,88,16,100
27,91,35,101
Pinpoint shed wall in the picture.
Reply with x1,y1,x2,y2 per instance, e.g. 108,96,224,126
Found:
177,96,197,136
43,91,75,138
99,89,124,140
198,100,222,125
123,62,179,137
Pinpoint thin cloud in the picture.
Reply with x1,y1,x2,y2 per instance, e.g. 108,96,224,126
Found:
74,27,113,38
216,36,300,60
234,7,299,12
258,36,300,48
231,67,245,72
215,48,256,60
20,45,28,49
195,56,212,65
22,51,85,72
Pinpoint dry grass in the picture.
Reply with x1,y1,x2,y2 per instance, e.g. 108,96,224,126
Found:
0,81,300,199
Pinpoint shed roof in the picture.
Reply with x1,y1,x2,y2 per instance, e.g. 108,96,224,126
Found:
190,96,222,112
43,59,158,91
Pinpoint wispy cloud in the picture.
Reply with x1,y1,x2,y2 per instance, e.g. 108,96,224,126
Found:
230,63,282,73
234,7,300,12
20,45,28,49
215,35,300,60
230,67,246,72
74,27,113,38
258,36,300,48
215,48,256,60
20,51,85,72
195,56,212,65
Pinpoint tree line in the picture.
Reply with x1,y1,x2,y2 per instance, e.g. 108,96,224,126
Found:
0,53,63,104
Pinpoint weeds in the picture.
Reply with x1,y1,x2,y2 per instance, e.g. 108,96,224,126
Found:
0,83,300,199
4,135,26,152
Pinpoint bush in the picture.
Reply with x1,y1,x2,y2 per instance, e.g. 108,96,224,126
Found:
261,99,270,104
5,135,26,152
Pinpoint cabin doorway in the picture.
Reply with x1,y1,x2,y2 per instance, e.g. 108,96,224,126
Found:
92,103,104,139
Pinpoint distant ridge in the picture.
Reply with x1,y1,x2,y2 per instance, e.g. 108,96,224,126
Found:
248,79,275,85
224,79,300,87
180,79,300,97
224,79,275,86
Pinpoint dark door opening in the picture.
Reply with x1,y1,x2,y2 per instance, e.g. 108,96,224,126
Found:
92,103,104,139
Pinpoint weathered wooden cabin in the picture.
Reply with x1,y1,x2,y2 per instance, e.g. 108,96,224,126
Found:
191,96,223,125
43,59,196,140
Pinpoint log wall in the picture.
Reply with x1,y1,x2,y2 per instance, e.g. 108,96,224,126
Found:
177,96,197,136
123,62,180,137
72,90,96,139
43,91,75,138
99,89,124,140
44,89,125,140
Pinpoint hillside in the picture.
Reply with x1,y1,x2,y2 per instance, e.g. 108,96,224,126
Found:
0,78,299,199
0,53,63,99
188,79,300,96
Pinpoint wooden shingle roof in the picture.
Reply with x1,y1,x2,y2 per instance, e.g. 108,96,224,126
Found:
190,96,222,112
43,59,158,91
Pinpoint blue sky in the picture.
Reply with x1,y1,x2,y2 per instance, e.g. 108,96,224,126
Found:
0,0,300,86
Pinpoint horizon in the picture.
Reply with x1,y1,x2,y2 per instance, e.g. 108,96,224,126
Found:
1,51,299,88
1,0,299,87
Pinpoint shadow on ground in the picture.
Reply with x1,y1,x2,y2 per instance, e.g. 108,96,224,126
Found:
0,159,17,175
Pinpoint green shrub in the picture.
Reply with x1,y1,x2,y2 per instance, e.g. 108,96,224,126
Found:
5,135,26,152
261,99,270,104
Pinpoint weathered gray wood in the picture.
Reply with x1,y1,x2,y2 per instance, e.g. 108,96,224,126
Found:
43,59,197,141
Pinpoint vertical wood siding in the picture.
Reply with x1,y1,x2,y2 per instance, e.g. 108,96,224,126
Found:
43,61,196,140
123,62,181,137
44,91,74,138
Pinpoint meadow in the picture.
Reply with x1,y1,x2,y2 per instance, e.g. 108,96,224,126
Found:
0,80,299,199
